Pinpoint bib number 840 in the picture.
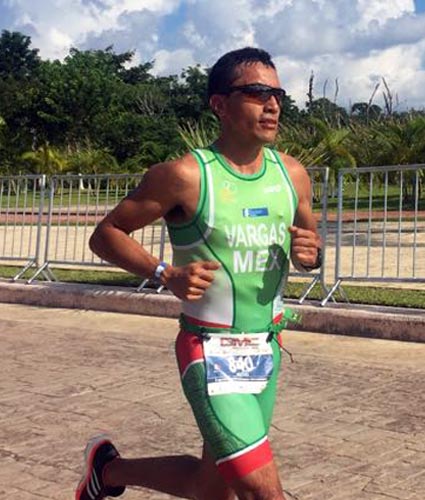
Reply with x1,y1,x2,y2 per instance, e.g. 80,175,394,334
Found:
228,356,255,374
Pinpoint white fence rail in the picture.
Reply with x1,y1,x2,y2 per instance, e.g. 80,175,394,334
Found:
289,167,329,302
322,164,425,305
0,166,423,306
29,174,167,283
0,175,47,280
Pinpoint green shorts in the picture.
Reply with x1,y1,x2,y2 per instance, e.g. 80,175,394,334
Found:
175,329,282,482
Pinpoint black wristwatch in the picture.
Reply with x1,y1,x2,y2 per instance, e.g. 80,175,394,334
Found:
302,247,322,272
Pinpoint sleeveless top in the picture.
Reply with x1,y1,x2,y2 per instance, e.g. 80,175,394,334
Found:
167,146,298,332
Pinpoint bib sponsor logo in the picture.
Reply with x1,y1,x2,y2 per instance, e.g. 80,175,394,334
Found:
220,337,260,347
242,207,269,218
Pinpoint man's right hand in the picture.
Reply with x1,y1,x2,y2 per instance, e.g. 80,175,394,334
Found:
161,261,221,301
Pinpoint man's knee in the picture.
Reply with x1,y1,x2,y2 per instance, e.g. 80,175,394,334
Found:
194,448,236,500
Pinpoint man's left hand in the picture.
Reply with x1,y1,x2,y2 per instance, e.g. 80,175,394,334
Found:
289,225,321,270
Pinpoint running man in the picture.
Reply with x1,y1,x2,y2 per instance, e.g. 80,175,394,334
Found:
76,47,321,500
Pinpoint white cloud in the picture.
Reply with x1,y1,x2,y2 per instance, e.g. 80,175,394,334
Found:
46,28,73,60
5,0,179,59
152,48,196,76
356,0,414,27
181,0,256,63
276,40,425,110
1,0,425,109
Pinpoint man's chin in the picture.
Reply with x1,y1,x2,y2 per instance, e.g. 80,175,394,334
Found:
257,131,278,144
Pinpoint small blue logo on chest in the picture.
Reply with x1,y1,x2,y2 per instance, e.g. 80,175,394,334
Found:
242,207,269,218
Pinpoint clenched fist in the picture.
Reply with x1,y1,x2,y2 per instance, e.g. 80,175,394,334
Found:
289,225,321,271
161,260,221,301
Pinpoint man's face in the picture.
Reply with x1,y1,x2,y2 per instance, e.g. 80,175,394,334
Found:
212,62,282,145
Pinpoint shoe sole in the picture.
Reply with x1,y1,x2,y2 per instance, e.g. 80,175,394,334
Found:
75,434,111,500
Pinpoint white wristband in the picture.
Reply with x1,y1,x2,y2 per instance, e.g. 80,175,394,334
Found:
154,261,169,281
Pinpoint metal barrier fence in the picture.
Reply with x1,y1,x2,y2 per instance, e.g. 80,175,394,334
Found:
29,174,168,284
290,167,329,303
0,175,48,281
322,164,425,305
1,166,423,304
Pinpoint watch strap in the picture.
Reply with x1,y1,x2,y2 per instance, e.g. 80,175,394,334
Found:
154,261,169,280
302,247,322,271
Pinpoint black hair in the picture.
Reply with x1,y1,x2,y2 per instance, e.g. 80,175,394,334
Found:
207,47,276,99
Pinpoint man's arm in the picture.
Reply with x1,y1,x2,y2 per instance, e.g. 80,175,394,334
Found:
89,158,219,300
89,161,179,278
280,153,321,272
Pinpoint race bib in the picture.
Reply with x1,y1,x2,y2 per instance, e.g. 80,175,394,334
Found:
203,333,274,396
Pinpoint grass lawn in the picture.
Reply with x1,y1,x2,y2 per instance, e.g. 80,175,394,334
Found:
1,265,424,310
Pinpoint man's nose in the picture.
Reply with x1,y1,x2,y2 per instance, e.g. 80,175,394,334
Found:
264,95,280,112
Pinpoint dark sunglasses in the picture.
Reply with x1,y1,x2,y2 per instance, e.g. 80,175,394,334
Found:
225,83,286,105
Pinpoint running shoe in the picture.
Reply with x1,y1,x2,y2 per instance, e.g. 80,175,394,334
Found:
75,435,125,499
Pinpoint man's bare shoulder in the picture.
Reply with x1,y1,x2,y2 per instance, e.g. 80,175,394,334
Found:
143,152,199,190
276,151,310,197
277,151,311,181
277,152,307,175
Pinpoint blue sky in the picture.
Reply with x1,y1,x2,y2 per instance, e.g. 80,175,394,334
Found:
415,0,425,13
1,0,425,110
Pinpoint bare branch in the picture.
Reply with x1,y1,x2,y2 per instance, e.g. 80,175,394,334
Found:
322,79,328,99
307,71,314,112
367,82,380,124
382,77,393,116
334,78,339,104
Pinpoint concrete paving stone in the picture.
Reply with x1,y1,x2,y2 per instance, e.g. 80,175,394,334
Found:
406,433,425,452
283,462,354,489
384,415,425,434
290,433,344,452
364,481,421,499
289,471,372,499
330,439,406,463
1,303,425,499
4,489,53,500
367,460,425,488
344,428,410,444
394,470,425,491
346,447,422,476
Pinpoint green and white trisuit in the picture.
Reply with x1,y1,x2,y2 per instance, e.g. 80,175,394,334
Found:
171,145,298,482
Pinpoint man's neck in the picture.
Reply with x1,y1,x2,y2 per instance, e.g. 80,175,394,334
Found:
213,136,265,175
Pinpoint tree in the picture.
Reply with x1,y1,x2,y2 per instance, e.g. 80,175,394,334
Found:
121,61,154,85
66,146,118,175
305,97,349,128
0,31,42,167
170,65,210,121
351,102,382,124
0,30,40,80
279,93,301,125
21,144,68,175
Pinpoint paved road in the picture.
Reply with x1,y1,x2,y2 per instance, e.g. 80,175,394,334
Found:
0,303,424,500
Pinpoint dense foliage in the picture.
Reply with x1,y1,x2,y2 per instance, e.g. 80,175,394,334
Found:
0,30,424,177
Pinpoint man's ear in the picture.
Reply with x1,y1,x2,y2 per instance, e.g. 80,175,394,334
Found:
209,95,226,118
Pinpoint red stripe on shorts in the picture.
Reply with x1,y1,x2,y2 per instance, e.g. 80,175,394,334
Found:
217,438,273,482
175,330,204,376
